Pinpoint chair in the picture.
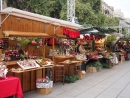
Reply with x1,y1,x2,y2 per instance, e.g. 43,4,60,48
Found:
54,65,65,85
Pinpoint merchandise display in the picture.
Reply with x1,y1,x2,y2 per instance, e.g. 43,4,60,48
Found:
17,59,40,69
0,63,8,78
36,76,53,88
36,58,54,66
75,54,87,61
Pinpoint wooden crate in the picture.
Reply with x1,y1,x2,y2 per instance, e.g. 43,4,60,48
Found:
76,70,85,79
86,67,97,73
37,88,52,95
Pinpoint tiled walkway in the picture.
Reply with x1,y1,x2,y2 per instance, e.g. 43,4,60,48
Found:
24,61,130,98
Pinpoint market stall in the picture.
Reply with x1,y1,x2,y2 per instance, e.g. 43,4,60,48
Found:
0,7,84,91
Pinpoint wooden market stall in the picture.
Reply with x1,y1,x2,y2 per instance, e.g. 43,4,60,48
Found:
0,7,83,92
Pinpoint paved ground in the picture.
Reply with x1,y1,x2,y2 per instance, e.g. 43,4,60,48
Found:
24,61,130,98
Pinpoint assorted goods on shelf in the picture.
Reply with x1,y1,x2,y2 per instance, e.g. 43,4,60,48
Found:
36,58,54,66
10,58,54,72
17,59,40,70
57,39,77,56
2,49,38,61
75,54,87,61
86,52,119,73
103,52,118,65
36,76,53,95
0,62,8,78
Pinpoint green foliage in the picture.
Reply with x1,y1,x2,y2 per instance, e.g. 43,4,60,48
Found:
86,61,103,71
64,74,79,83
106,35,117,42
18,38,30,46
102,62,113,69
122,28,127,38
105,35,117,48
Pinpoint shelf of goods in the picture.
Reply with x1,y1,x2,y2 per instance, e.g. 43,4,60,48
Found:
95,43,104,48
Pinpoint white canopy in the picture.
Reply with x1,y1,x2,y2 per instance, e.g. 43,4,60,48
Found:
0,7,83,30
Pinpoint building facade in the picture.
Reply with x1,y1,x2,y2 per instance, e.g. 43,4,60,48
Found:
101,0,114,18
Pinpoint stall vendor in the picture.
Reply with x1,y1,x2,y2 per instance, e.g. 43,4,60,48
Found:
75,39,86,54
16,46,24,58
114,44,120,52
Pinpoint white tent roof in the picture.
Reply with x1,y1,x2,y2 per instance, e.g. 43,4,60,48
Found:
0,7,83,30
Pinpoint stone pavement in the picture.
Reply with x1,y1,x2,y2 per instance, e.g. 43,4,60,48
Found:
24,61,130,98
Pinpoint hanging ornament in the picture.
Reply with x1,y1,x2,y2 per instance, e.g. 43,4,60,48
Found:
39,39,43,46
32,40,36,44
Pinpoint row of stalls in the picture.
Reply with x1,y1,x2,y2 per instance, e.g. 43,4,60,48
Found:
0,7,128,94
0,7,84,92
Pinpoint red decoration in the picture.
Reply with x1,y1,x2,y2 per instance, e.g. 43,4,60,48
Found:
63,28,80,38
80,39,84,42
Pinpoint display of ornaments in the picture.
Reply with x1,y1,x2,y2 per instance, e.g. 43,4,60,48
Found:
75,54,87,61
0,63,8,78
36,76,50,83
36,58,54,66
17,59,40,69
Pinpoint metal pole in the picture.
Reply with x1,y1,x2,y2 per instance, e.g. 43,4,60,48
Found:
0,0,2,10
119,20,122,34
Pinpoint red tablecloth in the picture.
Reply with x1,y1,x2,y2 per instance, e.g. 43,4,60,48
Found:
0,76,23,98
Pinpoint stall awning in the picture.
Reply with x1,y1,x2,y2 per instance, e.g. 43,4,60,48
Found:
3,31,51,37
0,7,84,30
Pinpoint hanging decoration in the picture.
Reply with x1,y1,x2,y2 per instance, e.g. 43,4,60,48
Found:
44,38,58,46
39,39,43,46
31,40,37,45
63,28,80,39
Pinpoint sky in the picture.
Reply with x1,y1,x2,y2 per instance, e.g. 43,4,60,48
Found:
103,0,130,18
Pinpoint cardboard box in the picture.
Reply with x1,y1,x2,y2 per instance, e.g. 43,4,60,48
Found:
86,67,97,73
76,70,85,79
37,88,52,95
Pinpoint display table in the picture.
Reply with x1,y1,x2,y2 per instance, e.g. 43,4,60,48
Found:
0,76,23,98
10,65,54,92
5,61,54,92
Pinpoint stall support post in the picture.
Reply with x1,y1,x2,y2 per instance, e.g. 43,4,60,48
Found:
0,29,2,61
43,38,45,58
92,39,95,52
52,38,55,62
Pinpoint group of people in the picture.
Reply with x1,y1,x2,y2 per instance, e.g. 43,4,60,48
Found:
114,41,130,60
114,42,130,52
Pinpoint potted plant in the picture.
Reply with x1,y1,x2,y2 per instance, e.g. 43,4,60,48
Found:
86,61,103,72
105,35,116,52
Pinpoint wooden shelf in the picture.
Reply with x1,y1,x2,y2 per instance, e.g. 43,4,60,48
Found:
10,65,54,73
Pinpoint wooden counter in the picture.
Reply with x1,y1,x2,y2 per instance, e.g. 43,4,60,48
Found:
54,55,75,75
54,55,74,63
59,60,83,83
5,61,54,92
